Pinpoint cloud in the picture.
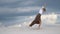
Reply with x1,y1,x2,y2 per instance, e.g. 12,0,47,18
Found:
0,0,38,8
17,7,40,12
0,0,40,15
19,0,35,6
0,0,59,16
0,6,40,16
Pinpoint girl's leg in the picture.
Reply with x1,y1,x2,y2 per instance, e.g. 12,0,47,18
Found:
38,21,41,29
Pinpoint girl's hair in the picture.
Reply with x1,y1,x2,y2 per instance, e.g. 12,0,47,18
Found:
42,8,46,11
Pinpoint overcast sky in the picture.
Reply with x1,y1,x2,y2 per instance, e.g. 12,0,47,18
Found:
0,0,60,17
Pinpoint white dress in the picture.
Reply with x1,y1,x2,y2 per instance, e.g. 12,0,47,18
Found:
39,6,45,14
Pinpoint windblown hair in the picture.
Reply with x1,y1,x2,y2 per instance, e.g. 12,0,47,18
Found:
42,8,46,12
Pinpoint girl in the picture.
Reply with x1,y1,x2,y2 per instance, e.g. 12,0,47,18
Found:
29,5,46,29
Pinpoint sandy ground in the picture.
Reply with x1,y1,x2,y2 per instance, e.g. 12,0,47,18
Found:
0,24,60,34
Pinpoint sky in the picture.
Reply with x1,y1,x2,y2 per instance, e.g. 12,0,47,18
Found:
0,0,60,17
0,0,60,26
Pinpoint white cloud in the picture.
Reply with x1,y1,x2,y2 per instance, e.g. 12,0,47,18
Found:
0,7,40,14
0,0,37,7
17,7,40,12
19,0,35,5
0,0,40,14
